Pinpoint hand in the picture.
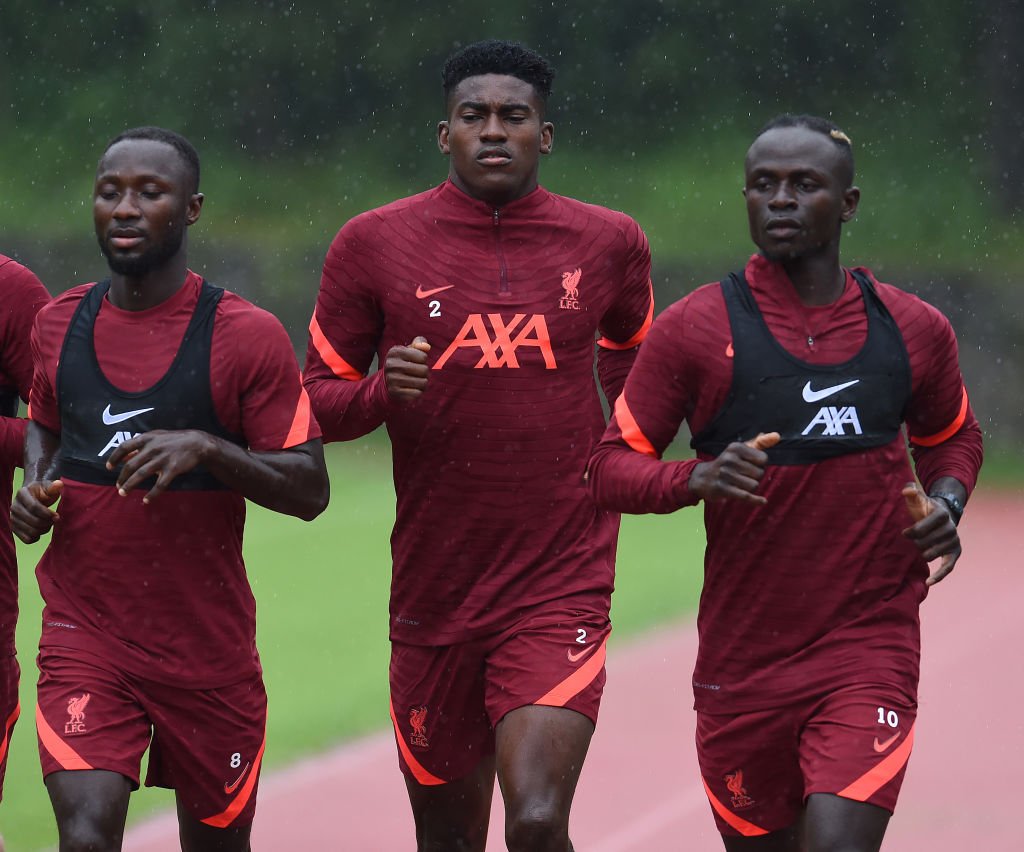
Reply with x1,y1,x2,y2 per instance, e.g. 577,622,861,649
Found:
688,432,780,505
10,479,63,544
901,482,961,585
106,430,214,504
384,336,431,401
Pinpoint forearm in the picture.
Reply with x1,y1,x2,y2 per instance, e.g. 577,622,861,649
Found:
0,416,26,469
304,369,391,443
201,436,329,521
596,346,638,408
23,419,61,483
911,416,983,498
588,443,700,514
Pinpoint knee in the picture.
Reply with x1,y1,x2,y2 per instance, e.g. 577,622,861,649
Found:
57,814,120,852
505,802,569,852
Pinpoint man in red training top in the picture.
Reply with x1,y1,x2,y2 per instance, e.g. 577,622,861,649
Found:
588,114,983,851
304,39,653,852
12,127,329,851
0,254,49,849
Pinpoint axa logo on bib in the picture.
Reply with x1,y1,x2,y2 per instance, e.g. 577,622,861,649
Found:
802,406,863,436
434,313,557,370
99,430,140,457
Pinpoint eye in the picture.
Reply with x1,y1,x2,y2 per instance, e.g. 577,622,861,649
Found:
141,190,164,199
506,114,527,123
797,180,820,192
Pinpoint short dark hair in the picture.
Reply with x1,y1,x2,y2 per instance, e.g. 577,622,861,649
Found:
754,114,855,186
442,40,555,106
102,126,201,194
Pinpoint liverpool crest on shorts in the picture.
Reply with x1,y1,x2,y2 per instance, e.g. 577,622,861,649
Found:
409,705,430,748
725,769,756,810
65,693,91,735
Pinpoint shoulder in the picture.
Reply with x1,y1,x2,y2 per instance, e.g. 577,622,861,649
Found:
547,192,646,240
36,283,93,326
0,255,46,294
672,280,727,320
214,289,291,341
329,186,441,251
647,282,726,340
858,268,954,337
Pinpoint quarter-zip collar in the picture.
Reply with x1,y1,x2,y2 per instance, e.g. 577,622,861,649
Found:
437,178,550,221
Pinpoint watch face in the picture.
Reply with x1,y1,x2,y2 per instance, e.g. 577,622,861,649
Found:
932,493,964,524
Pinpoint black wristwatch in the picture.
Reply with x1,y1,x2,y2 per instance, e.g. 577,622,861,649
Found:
929,492,965,526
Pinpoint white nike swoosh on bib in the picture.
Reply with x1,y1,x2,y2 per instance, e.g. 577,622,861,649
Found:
801,379,860,403
102,404,155,425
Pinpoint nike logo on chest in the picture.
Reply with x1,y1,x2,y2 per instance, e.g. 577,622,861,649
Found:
801,379,860,403
101,404,155,425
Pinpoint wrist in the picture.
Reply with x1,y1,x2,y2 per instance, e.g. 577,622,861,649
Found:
929,491,964,526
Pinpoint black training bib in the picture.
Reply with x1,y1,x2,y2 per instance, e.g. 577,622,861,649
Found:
690,269,911,465
56,278,245,489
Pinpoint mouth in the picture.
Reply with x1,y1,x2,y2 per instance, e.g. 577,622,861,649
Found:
477,147,512,166
108,229,145,250
764,218,801,238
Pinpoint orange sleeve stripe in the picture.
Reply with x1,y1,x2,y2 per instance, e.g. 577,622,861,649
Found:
35,703,93,771
597,279,655,350
200,720,267,827
701,777,770,836
838,723,915,802
535,636,608,707
309,313,364,381
283,383,313,448
910,389,969,447
0,700,20,764
613,394,657,457
389,698,446,786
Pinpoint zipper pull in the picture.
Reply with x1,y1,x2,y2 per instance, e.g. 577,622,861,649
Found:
493,209,500,226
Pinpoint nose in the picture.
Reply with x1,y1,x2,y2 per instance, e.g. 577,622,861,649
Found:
479,113,507,141
112,190,141,219
768,182,796,209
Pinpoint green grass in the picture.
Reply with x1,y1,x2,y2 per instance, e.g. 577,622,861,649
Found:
1,439,705,850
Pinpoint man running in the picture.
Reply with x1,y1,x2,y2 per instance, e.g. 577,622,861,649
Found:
12,127,329,851
304,40,653,852
0,254,49,849
588,114,983,851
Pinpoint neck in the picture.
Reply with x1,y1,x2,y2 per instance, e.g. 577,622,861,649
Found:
448,173,539,211
108,254,189,311
780,248,845,307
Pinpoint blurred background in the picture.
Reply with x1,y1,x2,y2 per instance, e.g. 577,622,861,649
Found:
2,0,1021,445
2,1,1021,847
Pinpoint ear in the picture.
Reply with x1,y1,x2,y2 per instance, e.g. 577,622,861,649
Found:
186,193,204,227
438,121,450,155
840,185,860,223
540,121,554,156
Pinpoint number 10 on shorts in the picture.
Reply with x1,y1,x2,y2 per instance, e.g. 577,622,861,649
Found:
877,707,899,728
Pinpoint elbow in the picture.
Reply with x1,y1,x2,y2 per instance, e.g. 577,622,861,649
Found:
586,456,612,510
298,479,330,522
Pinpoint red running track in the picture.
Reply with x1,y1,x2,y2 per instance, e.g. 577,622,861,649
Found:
124,492,1022,851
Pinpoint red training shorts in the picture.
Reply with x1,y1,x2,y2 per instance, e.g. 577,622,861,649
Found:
697,683,917,837
0,654,20,802
390,603,610,785
36,648,267,827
